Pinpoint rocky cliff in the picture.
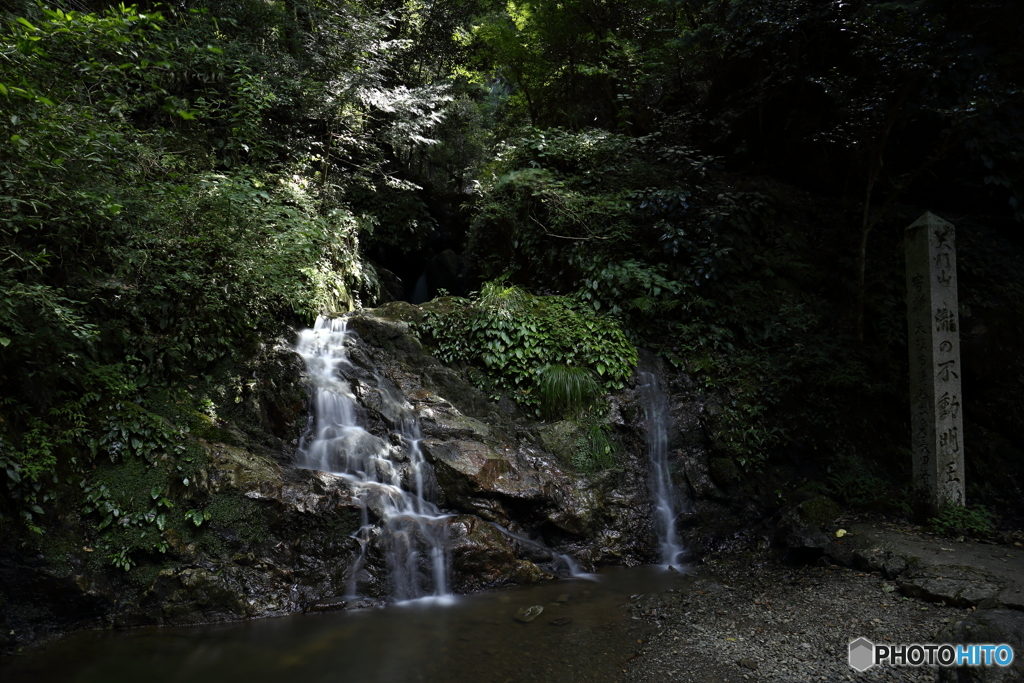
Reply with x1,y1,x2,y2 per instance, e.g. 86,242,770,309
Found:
2,302,753,653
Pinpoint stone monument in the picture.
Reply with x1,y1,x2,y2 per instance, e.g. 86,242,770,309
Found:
905,212,964,521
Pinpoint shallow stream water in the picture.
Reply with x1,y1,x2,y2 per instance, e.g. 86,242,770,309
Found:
1,566,694,683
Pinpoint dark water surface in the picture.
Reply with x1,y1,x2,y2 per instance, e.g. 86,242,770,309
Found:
1,566,694,683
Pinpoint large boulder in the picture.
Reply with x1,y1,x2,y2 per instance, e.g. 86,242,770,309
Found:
122,449,365,627
938,609,1024,683
339,311,658,568
446,515,553,592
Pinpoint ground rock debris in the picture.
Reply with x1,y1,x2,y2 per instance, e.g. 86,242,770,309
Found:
622,550,981,683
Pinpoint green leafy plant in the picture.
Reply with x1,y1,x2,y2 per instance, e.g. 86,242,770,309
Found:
185,508,212,527
929,504,996,539
825,456,899,509
570,418,616,473
0,1,405,530
91,402,181,465
416,282,637,416
80,473,176,571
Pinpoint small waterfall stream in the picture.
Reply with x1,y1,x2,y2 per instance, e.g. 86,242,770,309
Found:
295,315,681,597
296,316,450,601
0,321,710,683
639,371,684,567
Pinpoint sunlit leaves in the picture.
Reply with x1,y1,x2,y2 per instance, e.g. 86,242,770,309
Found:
416,284,637,414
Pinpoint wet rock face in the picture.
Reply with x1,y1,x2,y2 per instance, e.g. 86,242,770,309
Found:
255,342,309,445
2,303,740,652
0,549,116,646
344,317,762,569
446,516,553,592
342,309,781,569
0,445,363,649
614,361,753,556
125,458,363,628
333,312,656,570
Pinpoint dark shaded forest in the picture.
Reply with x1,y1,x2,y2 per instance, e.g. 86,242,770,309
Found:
2,0,1023,583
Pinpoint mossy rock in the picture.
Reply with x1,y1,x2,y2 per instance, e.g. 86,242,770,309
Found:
795,495,842,526
198,493,272,555
775,494,843,546
536,421,583,468
419,296,462,317
189,411,245,446
371,300,424,324
708,457,741,486
202,442,282,493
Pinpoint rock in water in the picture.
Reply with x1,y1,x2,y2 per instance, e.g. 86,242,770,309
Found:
549,617,573,626
514,605,544,623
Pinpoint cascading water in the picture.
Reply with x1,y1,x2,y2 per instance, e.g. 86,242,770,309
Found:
638,371,684,567
489,522,598,581
296,316,450,601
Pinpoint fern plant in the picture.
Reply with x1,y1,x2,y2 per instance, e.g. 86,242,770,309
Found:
571,419,615,472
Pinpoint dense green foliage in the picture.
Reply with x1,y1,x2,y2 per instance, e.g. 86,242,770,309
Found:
460,0,1024,488
2,0,1023,544
463,124,886,469
0,0,451,538
417,281,636,416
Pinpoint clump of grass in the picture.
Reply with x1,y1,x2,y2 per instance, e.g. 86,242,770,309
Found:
478,280,529,318
538,364,601,420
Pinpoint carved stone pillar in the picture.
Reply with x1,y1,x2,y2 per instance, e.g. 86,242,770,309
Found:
906,212,964,521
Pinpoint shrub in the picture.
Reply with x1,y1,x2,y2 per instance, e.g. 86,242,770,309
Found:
416,281,637,416
929,503,996,539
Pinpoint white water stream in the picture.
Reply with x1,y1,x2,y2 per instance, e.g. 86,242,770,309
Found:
0,326,703,683
295,315,680,597
295,316,450,601
639,371,684,567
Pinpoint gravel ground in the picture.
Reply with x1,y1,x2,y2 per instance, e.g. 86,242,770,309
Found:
622,551,966,683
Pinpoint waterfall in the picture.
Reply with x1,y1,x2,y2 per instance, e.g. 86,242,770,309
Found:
638,371,684,567
489,522,598,581
410,270,429,304
296,316,450,601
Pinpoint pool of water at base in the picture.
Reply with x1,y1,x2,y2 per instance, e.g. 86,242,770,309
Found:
1,566,696,683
